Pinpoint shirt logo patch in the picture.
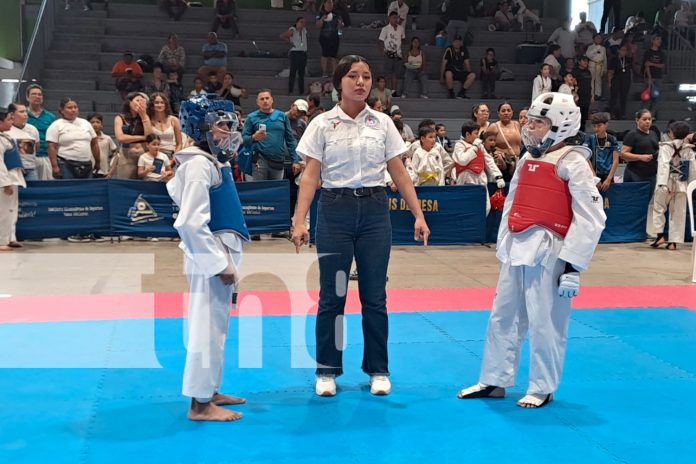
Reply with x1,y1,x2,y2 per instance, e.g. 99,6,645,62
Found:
365,116,378,128
331,120,341,130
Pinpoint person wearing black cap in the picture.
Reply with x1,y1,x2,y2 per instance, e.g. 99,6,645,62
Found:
440,35,475,99
112,50,144,100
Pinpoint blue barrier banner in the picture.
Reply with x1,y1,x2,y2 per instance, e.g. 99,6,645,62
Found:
17,180,111,240
109,180,179,237
600,181,651,243
236,180,291,234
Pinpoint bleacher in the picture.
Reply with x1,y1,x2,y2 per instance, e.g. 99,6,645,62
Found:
39,3,692,136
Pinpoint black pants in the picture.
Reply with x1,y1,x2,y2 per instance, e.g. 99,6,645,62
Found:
609,77,630,119
600,0,622,33
211,16,239,37
481,74,496,97
288,51,307,94
579,104,590,131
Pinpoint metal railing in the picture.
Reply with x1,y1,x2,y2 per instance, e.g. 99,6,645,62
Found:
666,26,696,84
14,0,56,101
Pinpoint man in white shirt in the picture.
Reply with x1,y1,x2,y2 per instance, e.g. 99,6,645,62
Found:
574,12,598,52
548,19,578,60
387,0,409,26
379,11,406,97
6,103,39,181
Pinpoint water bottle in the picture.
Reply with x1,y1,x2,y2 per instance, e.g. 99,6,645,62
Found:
411,16,417,31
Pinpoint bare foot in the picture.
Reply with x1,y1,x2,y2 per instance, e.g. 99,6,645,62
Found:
188,399,242,422
212,392,246,406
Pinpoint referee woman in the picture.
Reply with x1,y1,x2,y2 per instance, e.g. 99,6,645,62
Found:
291,55,430,397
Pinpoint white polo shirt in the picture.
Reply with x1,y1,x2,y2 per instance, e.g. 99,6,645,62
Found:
379,23,406,58
297,105,406,189
45,117,97,162
388,1,409,24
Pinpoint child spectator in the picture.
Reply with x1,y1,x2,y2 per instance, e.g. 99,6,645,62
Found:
480,48,500,99
559,72,579,104
586,33,607,100
0,105,25,251
532,64,553,101
204,72,223,95
585,112,619,191
408,126,453,186
87,113,118,178
138,134,174,182
189,77,206,97
652,120,696,250
435,124,454,154
369,76,393,113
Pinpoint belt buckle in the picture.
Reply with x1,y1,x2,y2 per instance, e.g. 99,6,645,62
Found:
353,187,367,197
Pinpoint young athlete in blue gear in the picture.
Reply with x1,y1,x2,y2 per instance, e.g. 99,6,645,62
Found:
457,92,606,408
168,95,250,421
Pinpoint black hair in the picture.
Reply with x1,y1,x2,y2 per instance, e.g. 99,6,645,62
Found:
86,113,103,123
497,101,512,112
480,130,497,141
590,112,610,125
418,118,436,130
257,88,273,96
332,55,371,95
308,94,320,107
635,108,652,120
59,97,78,113
435,123,446,131
461,120,480,137
419,126,436,139
25,83,44,98
145,133,162,144
366,96,381,109
0,103,16,119
393,119,404,132
472,103,489,119
669,120,691,140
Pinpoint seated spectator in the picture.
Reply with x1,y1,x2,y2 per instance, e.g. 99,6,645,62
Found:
390,108,414,140
46,98,100,180
585,112,620,191
479,48,500,99
197,32,228,82
306,94,322,120
157,33,186,79
212,0,239,38
112,50,144,99
87,113,118,178
369,76,393,112
563,57,576,76
189,77,206,97
401,36,429,99
492,2,517,32
144,63,170,99
160,0,188,21
388,0,409,26
531,64,553,101
511,0,541,32
204,71,222,94
436,124,454,154
218,72,247,108
407,126,453,186
138,134,174,182
548,19,577,60
440,35,475,99
167,72,185,113
148,92,183,158
367,95,384,113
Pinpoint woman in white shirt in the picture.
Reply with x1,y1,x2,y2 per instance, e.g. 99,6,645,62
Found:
281,17,308,95
291,55,429,398
46,97,99,179
543,44,563,87
401,36,429,99
531,64,553,101
147,92,183,159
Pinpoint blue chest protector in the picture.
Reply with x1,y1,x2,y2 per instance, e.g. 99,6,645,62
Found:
1,136,23,171
209,165,251,241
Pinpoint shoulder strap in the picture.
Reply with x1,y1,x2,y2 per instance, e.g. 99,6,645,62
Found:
496,121,514,153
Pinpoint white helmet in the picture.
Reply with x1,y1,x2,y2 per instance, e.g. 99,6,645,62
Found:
522,92,581,157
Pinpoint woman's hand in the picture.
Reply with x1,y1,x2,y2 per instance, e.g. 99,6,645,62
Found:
599,179,611,191
291,223,309,253
414,216,430,246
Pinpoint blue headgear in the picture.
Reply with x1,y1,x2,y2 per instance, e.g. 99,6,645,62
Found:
179,95,241,163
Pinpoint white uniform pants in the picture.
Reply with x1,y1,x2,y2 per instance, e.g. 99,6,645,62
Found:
0,185,18,245
589,61,604,97
479,259,571,395
182,239,241,401
653,187,687,243
34,157,53,180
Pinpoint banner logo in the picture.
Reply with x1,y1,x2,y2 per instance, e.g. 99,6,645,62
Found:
128,195,162,224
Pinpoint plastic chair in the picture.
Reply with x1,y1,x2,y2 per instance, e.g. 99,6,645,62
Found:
687,180,696,283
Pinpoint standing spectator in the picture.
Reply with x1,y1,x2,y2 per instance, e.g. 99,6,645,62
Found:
408,126,453,186
334,0,352,28
518,107,529,128
388,0,409,26
401,37,429,99
218,72,246,108
543,44,563,88
144,64,170,99
472,103,491,131
607,44,632,119
306,94,322,121
316,0,343,78
624,11,648,36
604,27,624,59
559,72,579,104
572,56,592,130
653,1,676,44
138,134,174,182
586,33,607,101
584,112,620,191
674,1,695,33
511,0,541,32
488,102,522,181
369,76,393,112
600,0,622,33
0,105,24,252
281,17,309,95
435,124,454,154
161,0,188,21
574,12,598,53
621,109,660,218
148,92,183,159
242,89,301,181
197,32,228,82
563,57,576,76
390,109,414,140
46,98,100,179
113,93,152,179
548,19,577,60
445,0,470,48
212,0,239,38
112,51,144,100
480,48,500,99
493,2,516,32
157,33,186,80
287,99,308,142
87,113,118,178
379,11,406,97
440,35,475,99
532,64,553,101
25,84,55,180
291,55,429,397
642,35,666,116
7,103,39,181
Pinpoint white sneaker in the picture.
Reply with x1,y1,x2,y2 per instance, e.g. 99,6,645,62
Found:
369,375,391,395
315,375,336,397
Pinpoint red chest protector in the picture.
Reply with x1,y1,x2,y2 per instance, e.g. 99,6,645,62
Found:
455,145,485,177
508,147,578,238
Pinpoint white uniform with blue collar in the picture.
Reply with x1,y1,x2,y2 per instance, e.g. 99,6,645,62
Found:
167,146,245,401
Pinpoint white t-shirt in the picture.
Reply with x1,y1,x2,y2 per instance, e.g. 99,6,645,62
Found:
379,24,405,58
45,118,97,162
96,133,118,175
7,124,39,170
138,152,171,181
388,1,409,23
296,105,406,189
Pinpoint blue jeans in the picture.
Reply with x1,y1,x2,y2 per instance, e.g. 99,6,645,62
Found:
58,158,93,179
315,188,392,377
23,169,38,181
251,155,285,181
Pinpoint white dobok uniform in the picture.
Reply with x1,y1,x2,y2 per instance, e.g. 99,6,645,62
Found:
451,139,503,213
407,143,453,186
167,146,245,401
479,145,606,395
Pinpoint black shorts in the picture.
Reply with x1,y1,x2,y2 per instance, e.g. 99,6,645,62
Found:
319,36,340,58
444,69,470,82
